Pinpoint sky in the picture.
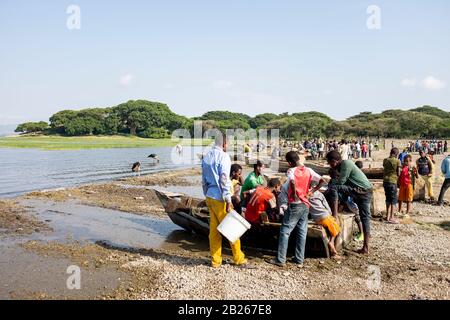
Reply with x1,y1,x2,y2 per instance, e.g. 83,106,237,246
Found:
0,0,449,125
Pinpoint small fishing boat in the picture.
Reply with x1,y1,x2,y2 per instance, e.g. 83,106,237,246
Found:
155,189,355,258
274,160,384,179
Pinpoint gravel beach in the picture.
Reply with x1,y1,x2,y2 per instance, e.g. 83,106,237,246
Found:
1,153,449,300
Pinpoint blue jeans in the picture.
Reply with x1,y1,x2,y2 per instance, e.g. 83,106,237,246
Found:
277,203,309,264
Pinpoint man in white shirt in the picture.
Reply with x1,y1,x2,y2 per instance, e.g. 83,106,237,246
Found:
340,140,350,161
356,142,361,158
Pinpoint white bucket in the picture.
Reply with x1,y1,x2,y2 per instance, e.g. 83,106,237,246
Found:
217,210,251,243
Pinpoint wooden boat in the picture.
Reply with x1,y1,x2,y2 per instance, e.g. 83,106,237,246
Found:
274,160,384,179
155,189,355,258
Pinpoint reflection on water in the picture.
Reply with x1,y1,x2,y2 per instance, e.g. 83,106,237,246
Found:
0,146,204,197
18,199,276,258
20,199,183,248
18,199,215,256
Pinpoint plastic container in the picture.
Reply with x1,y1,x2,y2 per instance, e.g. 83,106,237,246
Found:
217,210,251,243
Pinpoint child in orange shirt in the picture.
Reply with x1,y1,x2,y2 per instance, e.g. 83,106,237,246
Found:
244,178,281,224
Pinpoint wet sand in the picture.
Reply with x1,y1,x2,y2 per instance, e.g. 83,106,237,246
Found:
0,243,123,300
1,161,450,300
0,200,51,237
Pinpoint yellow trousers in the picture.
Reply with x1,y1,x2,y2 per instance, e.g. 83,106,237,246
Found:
206,197,246,267
421,175,434,198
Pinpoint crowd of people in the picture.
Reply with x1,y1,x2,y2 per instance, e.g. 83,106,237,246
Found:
202,135,378,268
383,146,450,224
403,139,448,155
201,134,450,269
281,138,381,160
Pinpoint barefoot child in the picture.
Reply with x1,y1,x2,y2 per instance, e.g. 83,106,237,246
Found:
309,189,341,258
383,148,401,223
398,155,418,215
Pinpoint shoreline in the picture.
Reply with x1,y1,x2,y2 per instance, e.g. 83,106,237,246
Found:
1,161,450,300
0,135,210,151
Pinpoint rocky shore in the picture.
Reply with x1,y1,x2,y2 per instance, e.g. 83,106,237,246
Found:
1,163,449,300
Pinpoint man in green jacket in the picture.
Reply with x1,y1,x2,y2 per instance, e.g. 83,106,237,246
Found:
325,150,373,254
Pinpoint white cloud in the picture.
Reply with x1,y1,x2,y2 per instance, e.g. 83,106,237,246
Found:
400,78,417,87
421,76,446,91
400,76,446,91
119,74,134,87
212,80,233,90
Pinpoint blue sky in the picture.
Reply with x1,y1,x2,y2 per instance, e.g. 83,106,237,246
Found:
0,0,449,125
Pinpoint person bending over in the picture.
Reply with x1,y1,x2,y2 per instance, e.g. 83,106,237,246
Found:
325,150,373,255
244,178,282,224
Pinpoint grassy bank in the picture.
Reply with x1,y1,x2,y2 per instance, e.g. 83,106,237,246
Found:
0,135,210,150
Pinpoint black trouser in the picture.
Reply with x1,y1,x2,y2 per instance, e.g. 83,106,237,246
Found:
438,178,450,204
325,185,373,234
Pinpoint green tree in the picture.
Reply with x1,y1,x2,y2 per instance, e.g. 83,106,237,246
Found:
410,105,450,119
249,113,278,129
15,121,49,134
113,100,191,136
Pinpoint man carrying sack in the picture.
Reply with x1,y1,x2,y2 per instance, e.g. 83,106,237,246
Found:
202,133,247,268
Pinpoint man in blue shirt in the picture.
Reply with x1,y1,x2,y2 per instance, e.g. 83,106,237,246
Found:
202,134,247,268
398,149,409,164
437,154,450,206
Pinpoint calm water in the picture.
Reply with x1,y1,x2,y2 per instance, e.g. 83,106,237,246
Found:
0,146,205,198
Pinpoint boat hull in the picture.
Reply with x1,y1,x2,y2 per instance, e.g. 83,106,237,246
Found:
157,189,354,258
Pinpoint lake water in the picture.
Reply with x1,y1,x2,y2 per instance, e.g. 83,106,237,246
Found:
0,146,205,198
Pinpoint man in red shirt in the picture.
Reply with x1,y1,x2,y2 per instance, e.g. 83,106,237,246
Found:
245,178,282,224
267,151,325,267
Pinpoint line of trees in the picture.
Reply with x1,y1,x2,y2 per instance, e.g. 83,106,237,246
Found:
43,100,192,138
14,101,450,139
